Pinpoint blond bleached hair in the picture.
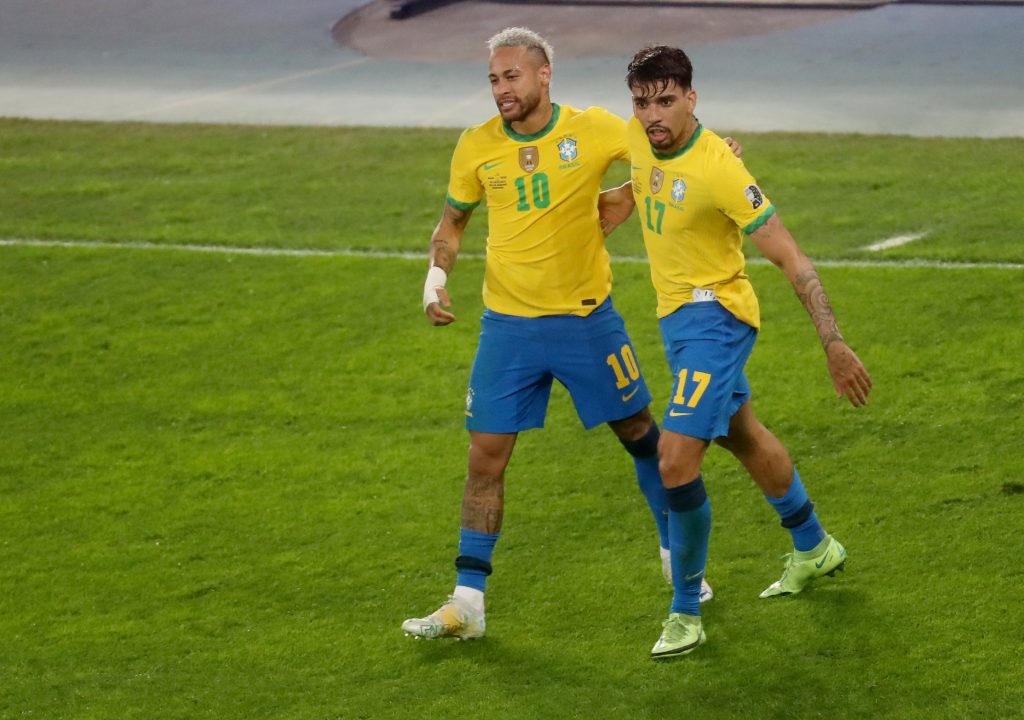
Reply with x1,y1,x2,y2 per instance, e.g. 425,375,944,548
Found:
486,27,554,67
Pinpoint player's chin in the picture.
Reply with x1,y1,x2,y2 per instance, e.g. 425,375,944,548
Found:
499,108,524,122
647,133,672,149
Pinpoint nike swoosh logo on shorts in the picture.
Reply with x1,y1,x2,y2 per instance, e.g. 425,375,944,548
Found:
621,387,640,402
668,409,693,417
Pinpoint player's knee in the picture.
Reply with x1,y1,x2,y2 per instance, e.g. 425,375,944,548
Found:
609,407,653,443
658,454,700,486
619,420,659,457
467,437,514,476
468,452,508,478
722,416,769,458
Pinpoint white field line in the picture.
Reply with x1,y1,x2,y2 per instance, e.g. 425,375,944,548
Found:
2,237,1023,271
862,231,929,252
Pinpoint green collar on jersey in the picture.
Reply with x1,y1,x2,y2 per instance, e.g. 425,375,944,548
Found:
503,103,561,142
652,121,703,160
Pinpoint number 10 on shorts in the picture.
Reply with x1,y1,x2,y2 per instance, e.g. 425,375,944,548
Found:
606,345,640,389
673,369,712,408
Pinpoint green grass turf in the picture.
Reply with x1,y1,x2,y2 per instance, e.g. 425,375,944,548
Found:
2,119,1023,262
1,120,1023,719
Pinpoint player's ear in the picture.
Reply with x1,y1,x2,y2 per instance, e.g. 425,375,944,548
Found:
539,63,552,88
687,88,697,112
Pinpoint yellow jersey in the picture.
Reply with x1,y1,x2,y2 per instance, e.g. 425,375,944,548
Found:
447,103,628,317
627,118,775,328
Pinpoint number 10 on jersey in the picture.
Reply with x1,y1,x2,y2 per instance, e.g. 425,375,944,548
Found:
515,173,551,211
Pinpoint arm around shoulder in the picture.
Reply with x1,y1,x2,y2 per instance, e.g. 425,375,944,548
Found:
598,181,636,237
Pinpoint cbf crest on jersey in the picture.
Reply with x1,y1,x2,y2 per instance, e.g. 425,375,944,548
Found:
650,167,664,194
671,177,687,204
519,146,539,173
745,184,764,210
557,136,578,162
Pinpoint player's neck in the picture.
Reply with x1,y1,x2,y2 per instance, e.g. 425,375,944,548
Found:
509,98,554,136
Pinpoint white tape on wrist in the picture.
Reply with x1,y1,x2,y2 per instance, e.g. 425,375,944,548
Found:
422,266,448,311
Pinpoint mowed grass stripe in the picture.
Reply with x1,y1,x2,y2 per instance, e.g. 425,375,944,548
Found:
2,119,1022,264
3,237,1023,271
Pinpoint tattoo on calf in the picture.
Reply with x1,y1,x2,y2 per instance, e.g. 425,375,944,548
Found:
461,474,505,534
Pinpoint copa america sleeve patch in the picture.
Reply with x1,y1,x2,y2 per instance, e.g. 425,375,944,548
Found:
745,185,764,210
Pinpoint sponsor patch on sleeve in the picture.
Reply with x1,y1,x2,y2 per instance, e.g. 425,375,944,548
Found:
744,184,764,210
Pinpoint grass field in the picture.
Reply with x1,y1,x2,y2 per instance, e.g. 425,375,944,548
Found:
1,119,1023,719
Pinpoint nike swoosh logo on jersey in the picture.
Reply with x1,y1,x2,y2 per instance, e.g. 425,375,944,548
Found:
668,409,693,417
621,387,640,402
483,162,502,170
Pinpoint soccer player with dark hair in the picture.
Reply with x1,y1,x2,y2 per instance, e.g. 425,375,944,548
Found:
602,45,872,658
401,29,743,641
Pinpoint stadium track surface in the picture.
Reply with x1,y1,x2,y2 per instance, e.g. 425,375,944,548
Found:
0,0,1021,136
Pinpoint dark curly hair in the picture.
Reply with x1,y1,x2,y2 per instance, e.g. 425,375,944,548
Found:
626,46,693,97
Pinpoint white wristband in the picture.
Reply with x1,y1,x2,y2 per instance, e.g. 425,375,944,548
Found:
423,266,448,311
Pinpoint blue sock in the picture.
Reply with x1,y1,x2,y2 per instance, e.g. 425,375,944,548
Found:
665,476,712,616
620,424,670,549
764,468,826,552
455,528,500,592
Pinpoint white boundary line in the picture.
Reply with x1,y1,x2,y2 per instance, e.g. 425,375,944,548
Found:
862,232,929,252
1,237,1022,270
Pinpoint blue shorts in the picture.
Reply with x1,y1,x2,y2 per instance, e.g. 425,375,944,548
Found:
658,300,758,441
466,297,653,433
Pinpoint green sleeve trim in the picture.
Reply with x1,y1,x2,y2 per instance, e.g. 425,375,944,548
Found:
743,204,776,234
446,194,481,211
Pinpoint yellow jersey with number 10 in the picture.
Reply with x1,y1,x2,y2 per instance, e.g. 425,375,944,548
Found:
627,118,775,328
447,104,628,318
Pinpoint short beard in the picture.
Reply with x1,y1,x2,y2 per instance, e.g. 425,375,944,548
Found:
501,89,540,123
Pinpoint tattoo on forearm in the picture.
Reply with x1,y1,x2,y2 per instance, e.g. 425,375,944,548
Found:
794,269,845,350
461,473,504,534
432,238,456,273
429,204,471,273
445,203,471,229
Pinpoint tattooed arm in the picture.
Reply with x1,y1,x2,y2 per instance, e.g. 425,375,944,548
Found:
749,213,873,406
423,201,474,326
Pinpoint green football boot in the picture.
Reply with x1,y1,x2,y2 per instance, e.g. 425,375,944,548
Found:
650,612,705,659
759,535,847,598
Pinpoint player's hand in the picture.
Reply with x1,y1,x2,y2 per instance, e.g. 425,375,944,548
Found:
598,183,636,237
724,136,743,158
425,288,456,326
825,341,872,407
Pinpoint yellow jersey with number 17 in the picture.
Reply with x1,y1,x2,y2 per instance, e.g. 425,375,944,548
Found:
627,118,775,328
447,103,628,318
